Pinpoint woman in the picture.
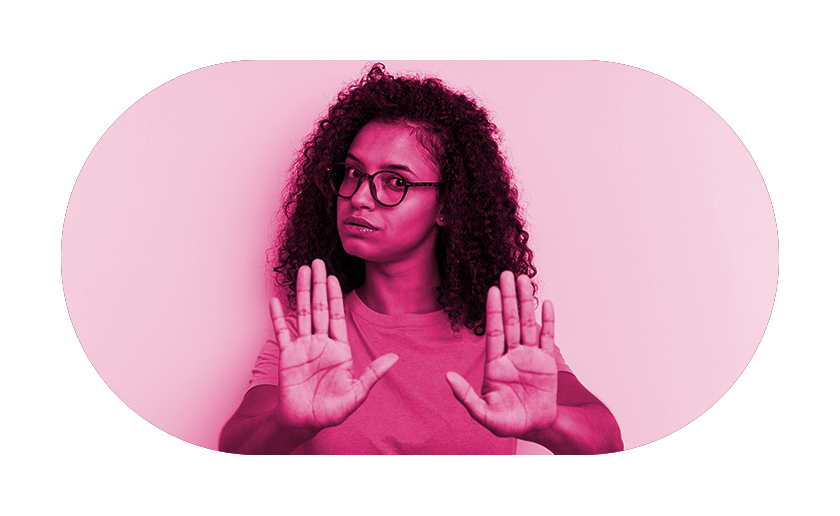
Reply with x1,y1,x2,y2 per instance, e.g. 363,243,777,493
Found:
219,64,623,454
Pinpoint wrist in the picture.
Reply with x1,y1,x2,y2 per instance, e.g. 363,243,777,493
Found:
519,415,558,448
271,408,319,443
520,405,623,455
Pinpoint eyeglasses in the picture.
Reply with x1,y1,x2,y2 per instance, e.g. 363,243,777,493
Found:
328,163,442,207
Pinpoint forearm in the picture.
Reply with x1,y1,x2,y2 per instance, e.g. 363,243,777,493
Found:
522,403,624,455
218,410,317,455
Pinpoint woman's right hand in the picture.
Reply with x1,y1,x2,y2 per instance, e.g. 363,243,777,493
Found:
271,259,398,433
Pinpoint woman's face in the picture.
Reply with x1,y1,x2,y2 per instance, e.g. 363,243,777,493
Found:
336,120,444,268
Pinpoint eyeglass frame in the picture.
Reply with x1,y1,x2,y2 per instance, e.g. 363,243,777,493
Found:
327,162,443,207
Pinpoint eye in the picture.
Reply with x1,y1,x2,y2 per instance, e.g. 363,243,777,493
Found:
382,173,407,189
345,165,363,179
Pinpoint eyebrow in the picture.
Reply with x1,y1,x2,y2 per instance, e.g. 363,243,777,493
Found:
345,153,418,178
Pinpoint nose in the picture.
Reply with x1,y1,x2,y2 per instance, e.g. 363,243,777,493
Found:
350,175,376,210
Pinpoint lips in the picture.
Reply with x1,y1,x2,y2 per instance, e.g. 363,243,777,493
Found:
344,216,378,230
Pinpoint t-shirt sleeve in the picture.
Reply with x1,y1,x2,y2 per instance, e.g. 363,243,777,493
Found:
552,344,573,374
248,314,299,389
248,338,280,388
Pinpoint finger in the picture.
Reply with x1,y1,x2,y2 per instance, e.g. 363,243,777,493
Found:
500,271,520,350
485,286,504,362
353,353,399,405
445,372,488,427
269,297,293,350
540,299,556,352
327,275,348,343
296,265,312,337
311,259,329,335
517,275,539,346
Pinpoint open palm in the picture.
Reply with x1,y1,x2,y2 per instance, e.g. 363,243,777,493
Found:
447,272,558,437
272,260,398,431
473,342,557,437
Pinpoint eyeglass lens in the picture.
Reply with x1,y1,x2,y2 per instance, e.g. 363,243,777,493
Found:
331,164,407,206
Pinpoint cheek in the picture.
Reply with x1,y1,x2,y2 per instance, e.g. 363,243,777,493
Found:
394,202,441,236
405,194,442,221
336,199,351,219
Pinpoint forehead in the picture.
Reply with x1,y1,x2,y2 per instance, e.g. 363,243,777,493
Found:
347,121,438,175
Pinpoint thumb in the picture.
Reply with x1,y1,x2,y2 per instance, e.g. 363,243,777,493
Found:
445,372,488,426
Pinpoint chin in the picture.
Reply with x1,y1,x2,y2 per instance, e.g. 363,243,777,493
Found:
339,239,397,265
339,235,374,261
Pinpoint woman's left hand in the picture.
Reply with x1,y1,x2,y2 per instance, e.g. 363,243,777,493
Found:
446,271,558,438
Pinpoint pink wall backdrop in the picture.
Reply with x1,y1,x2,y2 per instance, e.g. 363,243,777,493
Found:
61,61,778,452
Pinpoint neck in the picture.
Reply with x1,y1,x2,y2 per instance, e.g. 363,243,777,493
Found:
356,256,443,315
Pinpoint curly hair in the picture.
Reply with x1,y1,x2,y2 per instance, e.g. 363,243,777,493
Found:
274,63,536,335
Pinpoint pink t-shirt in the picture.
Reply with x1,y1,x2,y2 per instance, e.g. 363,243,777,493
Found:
249,291,572,454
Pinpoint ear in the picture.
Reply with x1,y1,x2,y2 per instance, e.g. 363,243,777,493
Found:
435,206,447,227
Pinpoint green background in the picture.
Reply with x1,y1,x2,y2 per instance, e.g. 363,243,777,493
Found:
0,2,838,514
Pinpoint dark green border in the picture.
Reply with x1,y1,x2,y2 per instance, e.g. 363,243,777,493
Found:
0,2,838,514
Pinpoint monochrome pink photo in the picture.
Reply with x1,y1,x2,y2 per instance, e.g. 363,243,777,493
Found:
63,61,776,455
218,64,623,454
